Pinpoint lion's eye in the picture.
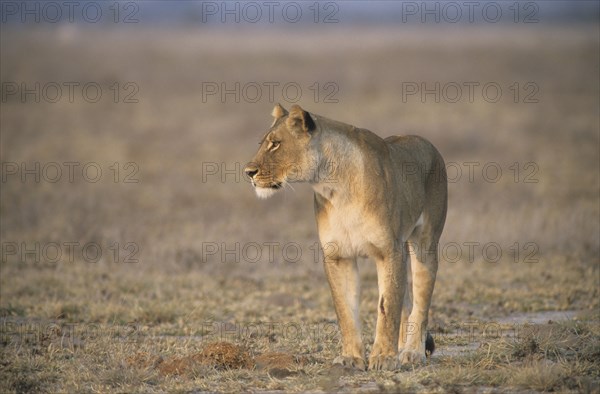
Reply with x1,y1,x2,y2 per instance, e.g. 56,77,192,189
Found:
268,141,281,152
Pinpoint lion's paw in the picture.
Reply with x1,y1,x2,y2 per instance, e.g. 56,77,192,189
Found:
333,355,366,371
399,348,426,365
368,354,399,371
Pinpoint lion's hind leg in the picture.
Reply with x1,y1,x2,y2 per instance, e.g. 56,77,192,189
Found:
368,248,406,371
400,219,440,365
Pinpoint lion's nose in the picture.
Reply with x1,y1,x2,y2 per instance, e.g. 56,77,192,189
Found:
244,164,259,179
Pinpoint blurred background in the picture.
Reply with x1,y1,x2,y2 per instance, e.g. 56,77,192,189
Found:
1,1,598,391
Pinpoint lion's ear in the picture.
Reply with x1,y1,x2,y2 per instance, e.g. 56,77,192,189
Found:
286,105,316,134
271,103,288,119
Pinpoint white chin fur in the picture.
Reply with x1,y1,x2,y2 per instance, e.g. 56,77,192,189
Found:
255,187,278,199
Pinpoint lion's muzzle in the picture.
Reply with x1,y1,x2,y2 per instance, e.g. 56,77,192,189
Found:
244,162,282,199
244,163,259,179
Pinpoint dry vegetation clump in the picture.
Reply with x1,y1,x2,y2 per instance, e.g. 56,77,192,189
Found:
126,351,164,369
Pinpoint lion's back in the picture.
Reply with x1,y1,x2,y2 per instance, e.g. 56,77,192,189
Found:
385,134,447,210
385,135,444,171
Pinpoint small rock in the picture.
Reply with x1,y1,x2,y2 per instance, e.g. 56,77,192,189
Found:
269,368,296,379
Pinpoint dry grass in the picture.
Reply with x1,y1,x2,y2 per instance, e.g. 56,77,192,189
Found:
1,20,599,393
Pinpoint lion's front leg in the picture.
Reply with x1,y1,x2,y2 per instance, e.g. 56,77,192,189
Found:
369,248,406,371
324,256,366,370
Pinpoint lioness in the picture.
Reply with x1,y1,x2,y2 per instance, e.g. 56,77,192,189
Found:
245,104,447,370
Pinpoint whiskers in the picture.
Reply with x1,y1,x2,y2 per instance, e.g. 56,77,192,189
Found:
282,180,296,201
283,181,296,192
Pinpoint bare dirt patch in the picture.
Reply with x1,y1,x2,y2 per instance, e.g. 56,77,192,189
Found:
128,343,305,379
156,342,254,376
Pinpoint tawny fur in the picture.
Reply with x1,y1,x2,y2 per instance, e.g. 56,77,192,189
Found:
245,104,447,370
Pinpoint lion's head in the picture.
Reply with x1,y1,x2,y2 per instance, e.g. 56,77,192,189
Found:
244,104,319,199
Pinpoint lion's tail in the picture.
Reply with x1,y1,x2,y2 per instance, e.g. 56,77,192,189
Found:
425,332,435,356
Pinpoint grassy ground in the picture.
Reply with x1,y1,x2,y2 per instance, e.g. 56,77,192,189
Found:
1,22,599,393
